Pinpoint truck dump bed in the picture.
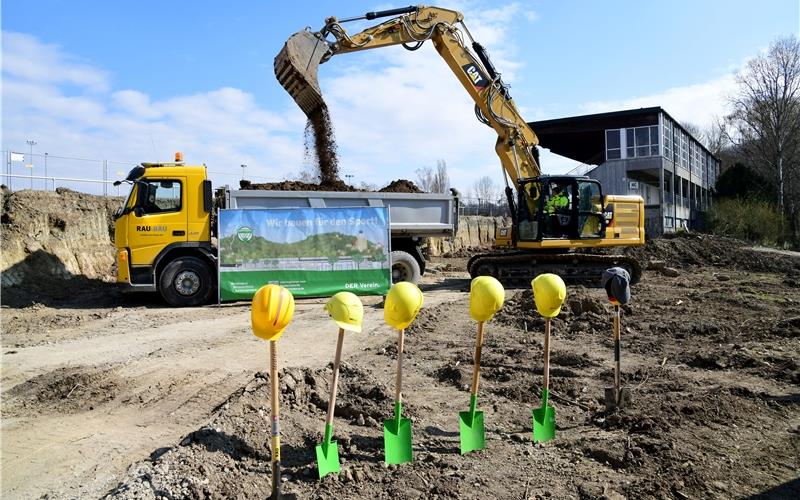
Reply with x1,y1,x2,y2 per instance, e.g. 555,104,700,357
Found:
222,189,458,238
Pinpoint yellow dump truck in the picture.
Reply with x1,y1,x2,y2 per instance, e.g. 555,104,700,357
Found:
113,154,458,306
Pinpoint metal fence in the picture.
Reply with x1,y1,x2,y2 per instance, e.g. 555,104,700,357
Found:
2,150,136,196
459,197,509,217
1,150,286,197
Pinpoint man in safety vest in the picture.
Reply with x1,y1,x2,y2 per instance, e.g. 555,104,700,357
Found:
545,186,568,214
545,185,569,236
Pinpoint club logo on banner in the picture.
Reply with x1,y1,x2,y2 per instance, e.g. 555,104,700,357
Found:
218,207,391,301
237,226,254,242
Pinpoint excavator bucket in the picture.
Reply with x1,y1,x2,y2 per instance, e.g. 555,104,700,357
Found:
274,29,330,115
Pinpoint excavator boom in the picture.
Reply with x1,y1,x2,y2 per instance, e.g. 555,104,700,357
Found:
274,5,541,185
274,6,646,287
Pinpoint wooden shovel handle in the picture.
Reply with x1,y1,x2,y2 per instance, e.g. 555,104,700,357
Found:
543,319,551,392
325,328,346,428
269,340,282,490
470,322,485,397
270,341,280,420
394,329,405,403
613,306,621,392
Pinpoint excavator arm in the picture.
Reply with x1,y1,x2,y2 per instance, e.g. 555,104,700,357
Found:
274,5,541,188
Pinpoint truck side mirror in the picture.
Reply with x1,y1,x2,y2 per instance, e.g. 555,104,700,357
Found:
134,206,144,217
203,180,213,213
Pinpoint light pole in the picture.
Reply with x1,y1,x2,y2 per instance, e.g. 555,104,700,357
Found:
26,139,37,189
241,164,247,182
44,152,48,190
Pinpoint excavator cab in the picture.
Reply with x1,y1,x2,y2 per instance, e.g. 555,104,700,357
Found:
516,176,606,242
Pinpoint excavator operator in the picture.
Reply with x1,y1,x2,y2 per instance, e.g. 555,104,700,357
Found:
545,185,569,236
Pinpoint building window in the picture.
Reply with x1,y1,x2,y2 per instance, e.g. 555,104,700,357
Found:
625,125,659,158
693,144,703,177
680,131,689,169
665,217,674,228
606,129,621,160
663,119,673,161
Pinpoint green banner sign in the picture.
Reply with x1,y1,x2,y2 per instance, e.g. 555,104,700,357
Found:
218,207,391,301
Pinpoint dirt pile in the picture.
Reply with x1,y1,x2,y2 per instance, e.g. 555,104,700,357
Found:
4,365,125,416
240,178,426,194
1,188,120,306
626,232,800,275
106,364,395,499
379,179,423,193
240,179,358,192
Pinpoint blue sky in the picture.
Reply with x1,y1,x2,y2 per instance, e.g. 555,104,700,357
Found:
2,1,798,196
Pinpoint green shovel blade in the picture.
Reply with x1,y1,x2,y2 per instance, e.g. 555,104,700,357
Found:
459,409,485,454
383,402,412,464
532,389,556,443
315,424,340,478
314,442,339,478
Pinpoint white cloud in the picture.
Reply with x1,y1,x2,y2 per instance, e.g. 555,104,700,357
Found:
2,32,109,92
531,74,740,175
580,74,737,129
1,32,308,191
2,2,531,195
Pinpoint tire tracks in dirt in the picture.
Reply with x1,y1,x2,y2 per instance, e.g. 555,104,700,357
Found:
1,289,465,499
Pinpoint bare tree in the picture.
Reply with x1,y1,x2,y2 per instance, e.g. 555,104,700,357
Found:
725,36,800,221
295,168,320,183
681,121,705,145
471,176,499,204
703,118,728,157
415,159,450,193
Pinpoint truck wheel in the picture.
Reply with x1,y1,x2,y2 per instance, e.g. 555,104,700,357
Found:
391,250,421,284
159,256,215,307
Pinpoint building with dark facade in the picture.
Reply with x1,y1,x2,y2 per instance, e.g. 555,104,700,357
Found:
529,107,720,236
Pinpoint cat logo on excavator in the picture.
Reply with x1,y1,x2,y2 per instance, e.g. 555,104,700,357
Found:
462,63,488,90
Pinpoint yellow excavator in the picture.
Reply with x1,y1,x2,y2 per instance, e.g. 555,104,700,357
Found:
275,5,645,286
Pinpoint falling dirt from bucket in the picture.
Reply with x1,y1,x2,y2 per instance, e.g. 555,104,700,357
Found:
276,29,342,185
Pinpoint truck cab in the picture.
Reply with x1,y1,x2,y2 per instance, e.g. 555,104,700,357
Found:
114,154,216,306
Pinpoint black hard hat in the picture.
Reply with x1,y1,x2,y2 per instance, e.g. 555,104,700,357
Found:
601,267,631,305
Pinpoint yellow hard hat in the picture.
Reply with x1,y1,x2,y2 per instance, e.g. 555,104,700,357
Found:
532,273,566,318
251,284,295,340
383,282,423,330
325,291,364,333
469,276,505,322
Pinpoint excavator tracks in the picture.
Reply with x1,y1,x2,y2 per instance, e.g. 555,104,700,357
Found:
467,251,642,288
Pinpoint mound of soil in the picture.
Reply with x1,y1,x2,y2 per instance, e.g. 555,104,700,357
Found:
106,364,396,499
626,232,800,275
239,178,424,193
4,365,124,416
1,188,121,307
379,179,423,193
239,179,358,192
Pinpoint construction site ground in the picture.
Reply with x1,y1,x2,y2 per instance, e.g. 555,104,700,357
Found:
2,235,799,499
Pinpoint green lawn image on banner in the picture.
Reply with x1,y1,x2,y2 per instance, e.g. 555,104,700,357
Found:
218,207,391,300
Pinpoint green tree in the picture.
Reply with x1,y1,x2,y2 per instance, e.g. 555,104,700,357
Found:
714,163,774,201
327,254,339,270
373,251,388,268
